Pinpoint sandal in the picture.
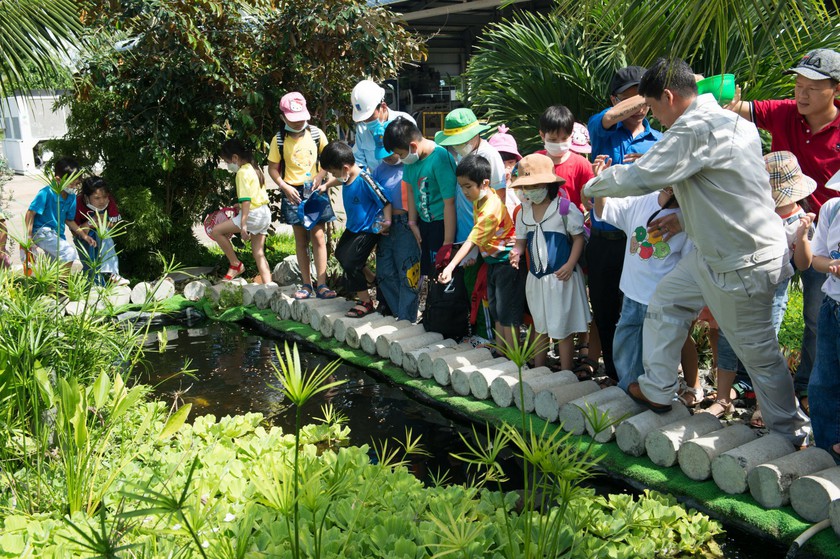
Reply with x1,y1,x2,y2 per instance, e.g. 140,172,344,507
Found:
224,261,245,281
294,284,314,300
574,342,589,361
677,385,704,408
316,284,337,299
345,300,375,318
699,399,735,419
750,408,765,429
573,358,598,381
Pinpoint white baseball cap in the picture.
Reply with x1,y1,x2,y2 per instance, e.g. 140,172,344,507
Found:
351,80,385,122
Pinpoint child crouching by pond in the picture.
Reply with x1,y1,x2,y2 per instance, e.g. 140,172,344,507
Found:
74,176,129,285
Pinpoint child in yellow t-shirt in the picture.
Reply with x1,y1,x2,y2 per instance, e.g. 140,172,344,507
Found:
214,139,272,284
266,92,336,299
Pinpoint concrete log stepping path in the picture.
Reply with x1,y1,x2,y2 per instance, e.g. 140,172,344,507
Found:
157,288,840,549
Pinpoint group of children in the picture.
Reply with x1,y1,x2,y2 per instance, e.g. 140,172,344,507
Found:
22,156,128,285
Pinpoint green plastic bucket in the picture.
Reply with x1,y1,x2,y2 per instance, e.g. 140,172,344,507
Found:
697,74,736,103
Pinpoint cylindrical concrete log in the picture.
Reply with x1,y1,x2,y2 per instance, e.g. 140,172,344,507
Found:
389,332,445,367
241,284,263,307
361,321,413,355
376,324,428,358
309,300,356,330
333,314,388,344
417,343,473,379
829,497,840,538
91,285,131,309
748,447,836,508
646,413,724,468
291,297,326,323
345,316,396,349
615,406,692,457
432,348,494,386
451,358,510,396
534,381,600,423
585,394,649,443
557,386,625,435
272,293,295,320
513,370,578,413
678,424,757,481
403,340,457,376
711,433,794,495
491,367,552,409
470,361,526,401
65,301,88,316
184,280,210,302
253,285,280,310
130,278,176,305
790,466,840,522
319,310,353,338
300,297,354,325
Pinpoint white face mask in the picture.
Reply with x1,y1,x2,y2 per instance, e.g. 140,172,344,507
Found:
400,147,419,165
227,163,240,173
477,188,488,200
86,202,108,212
544,141,571,157
285,121,307,133
453,142,475,158
63,186,77,195
522,187,548,205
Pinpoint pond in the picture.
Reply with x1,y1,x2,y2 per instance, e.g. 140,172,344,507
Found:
138,320,794,559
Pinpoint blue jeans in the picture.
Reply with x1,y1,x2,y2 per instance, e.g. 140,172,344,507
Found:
614,296,647,391
76,230,119,285
807,296,840,451
797,266,826,394
376,215,420,322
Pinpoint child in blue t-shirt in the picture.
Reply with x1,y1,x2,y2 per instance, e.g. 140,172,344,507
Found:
372,146,421,322
321,141,392,318
25,156,94,268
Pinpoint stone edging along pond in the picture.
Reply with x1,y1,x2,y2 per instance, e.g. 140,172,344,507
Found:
146,290,840,559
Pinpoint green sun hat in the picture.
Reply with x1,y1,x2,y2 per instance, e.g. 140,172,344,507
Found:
435,108,491,146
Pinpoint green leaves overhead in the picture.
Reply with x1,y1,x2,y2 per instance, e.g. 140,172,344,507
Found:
0,0,83,98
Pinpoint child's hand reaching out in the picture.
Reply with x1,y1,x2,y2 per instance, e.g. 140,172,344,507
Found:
796,213,816,240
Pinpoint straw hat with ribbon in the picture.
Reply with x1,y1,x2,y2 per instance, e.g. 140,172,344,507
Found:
435,108,491,146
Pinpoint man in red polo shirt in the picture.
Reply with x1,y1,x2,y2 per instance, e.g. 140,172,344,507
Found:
726,48,840,409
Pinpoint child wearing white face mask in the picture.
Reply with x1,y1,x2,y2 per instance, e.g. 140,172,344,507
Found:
535,105,594,213
510,154,591,370
73,176,129,285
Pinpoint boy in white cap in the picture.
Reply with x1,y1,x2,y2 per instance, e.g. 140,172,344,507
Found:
267,92,335,300
724,48,840,408
350,80,415,171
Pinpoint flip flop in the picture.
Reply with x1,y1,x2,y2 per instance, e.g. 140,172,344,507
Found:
224,261,245,281
294,284,314,300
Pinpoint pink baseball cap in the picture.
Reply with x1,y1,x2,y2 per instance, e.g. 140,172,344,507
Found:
487,125,522,161
279,92,310,122
570,122,591,154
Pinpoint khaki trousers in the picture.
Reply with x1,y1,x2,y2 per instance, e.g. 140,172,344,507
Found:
639,248,810,447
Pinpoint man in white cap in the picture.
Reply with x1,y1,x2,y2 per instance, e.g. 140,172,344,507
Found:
724,48,840,410
351,80,415,171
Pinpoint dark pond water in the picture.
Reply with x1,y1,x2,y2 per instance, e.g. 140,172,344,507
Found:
138,320,799,559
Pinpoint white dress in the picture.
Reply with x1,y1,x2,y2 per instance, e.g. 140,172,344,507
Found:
515,198,591,339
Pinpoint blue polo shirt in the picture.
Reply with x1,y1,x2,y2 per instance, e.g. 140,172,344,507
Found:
587,108,662,231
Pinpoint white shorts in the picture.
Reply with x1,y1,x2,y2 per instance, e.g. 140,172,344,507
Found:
232,204,271,235
32,228,79,263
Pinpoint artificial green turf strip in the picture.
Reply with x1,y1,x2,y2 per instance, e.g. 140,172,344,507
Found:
181,299,840,557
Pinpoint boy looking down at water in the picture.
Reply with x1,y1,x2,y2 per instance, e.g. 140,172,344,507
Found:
438,154,525,350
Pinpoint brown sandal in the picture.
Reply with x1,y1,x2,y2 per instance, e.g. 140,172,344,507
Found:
699,399,735,419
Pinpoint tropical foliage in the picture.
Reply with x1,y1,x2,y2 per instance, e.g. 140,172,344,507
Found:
0,0,82,99
50,0,424,277
469,0,840,152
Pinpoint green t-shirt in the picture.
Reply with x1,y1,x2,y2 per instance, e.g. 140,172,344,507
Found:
401,145,457,223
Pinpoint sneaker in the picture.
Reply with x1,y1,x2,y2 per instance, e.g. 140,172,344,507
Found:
110,274,130,286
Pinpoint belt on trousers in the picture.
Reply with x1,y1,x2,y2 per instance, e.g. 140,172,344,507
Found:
589,228,626,241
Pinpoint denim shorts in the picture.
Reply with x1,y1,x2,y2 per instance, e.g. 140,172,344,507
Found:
279,186,336,227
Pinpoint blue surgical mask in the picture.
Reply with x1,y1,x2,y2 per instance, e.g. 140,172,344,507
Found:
227,163,240,173
285,122,307,133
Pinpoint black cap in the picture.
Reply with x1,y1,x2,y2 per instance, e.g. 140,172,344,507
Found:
610,66,646,95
